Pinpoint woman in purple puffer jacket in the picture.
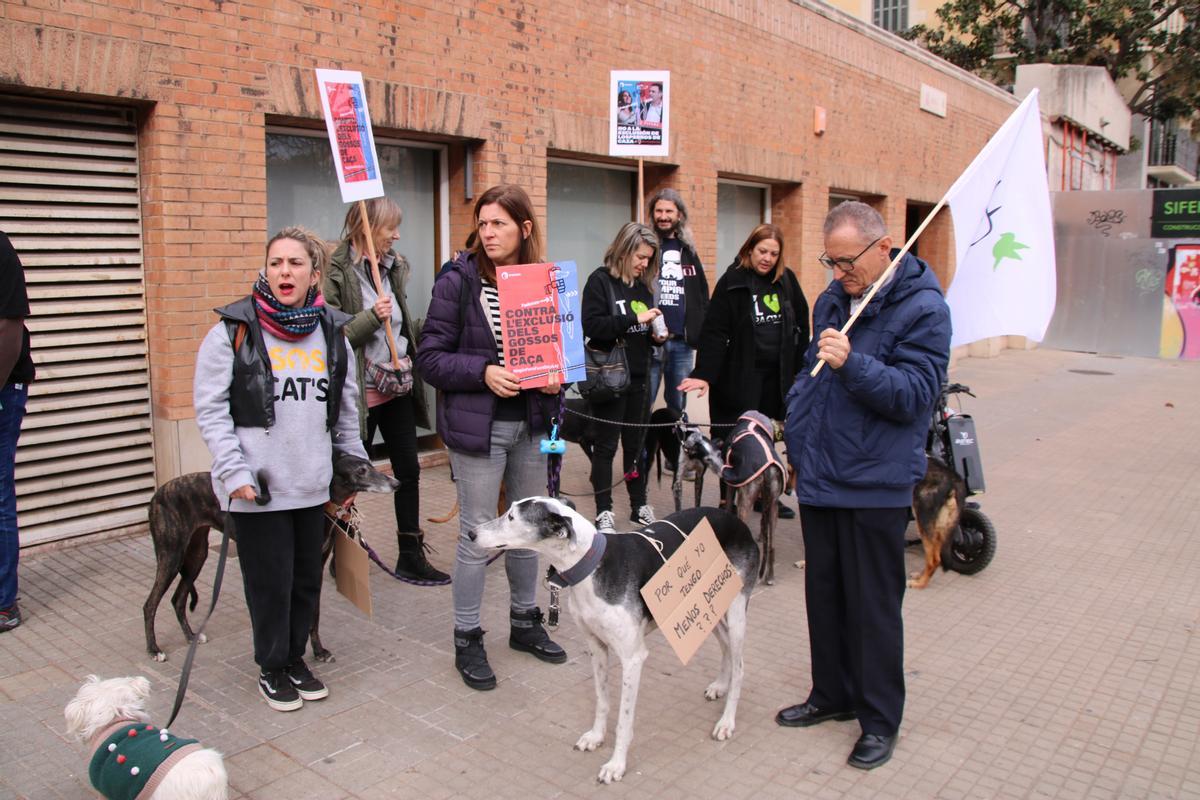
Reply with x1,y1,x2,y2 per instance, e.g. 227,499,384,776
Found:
417,184,567,691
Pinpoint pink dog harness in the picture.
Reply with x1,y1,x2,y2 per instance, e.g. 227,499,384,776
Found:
720,411,784,488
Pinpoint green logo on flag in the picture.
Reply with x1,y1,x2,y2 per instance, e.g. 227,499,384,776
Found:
762,293,781,313
992,232,1029,271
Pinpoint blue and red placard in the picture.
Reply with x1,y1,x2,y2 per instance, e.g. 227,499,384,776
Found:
315,68,385,203
496,260,586,389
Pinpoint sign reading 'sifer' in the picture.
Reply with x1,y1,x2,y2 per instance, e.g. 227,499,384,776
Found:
1152,189,1200,238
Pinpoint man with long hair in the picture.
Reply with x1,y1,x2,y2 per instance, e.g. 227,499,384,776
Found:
645,188,708,424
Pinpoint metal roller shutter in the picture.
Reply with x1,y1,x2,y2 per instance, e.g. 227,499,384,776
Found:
0,95,153,546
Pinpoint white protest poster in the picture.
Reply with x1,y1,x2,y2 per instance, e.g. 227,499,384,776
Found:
609,70,670,157
314,68,386,203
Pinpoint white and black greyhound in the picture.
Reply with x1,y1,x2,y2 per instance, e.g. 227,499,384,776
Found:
470,499,759,784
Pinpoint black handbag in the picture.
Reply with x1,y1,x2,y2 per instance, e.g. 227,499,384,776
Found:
578,275,630,404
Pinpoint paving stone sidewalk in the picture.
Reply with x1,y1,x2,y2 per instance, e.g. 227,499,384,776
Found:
2,347,1198,799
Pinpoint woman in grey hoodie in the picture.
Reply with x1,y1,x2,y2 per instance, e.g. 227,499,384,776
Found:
193,226,367,712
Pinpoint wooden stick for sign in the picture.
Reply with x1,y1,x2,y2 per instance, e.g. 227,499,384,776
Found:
810,195,949,377
357,199,401,369
637,158,644,224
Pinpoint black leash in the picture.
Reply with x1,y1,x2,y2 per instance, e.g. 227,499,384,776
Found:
165,479,271,728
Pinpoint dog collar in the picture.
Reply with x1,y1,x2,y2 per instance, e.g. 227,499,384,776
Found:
547,531,607,588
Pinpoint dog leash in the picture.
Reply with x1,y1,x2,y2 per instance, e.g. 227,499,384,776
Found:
561,406,738,429
323,505,452,587
165,479,271,728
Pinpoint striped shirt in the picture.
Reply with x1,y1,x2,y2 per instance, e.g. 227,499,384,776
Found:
481,282,505,367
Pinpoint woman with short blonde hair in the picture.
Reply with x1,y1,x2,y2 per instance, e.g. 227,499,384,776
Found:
582,222,667,532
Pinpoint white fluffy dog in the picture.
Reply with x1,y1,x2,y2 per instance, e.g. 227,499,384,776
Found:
64,675,228,800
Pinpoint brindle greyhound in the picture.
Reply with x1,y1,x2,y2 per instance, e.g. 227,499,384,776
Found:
142,453,398,662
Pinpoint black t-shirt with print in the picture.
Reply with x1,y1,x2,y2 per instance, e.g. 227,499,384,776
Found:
0,232,33,385
656,237,686,336
749,272,784,368
582,269,657,379
612,277,655,378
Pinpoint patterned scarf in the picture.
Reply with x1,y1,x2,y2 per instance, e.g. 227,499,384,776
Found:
253,274,325,341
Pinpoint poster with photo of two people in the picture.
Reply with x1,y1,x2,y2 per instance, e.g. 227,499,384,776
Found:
609,70,670,157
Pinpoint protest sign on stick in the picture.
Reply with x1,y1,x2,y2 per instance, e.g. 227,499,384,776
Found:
496,261,586,389
609,70,670,158
610,70,669,220
314,68,399,367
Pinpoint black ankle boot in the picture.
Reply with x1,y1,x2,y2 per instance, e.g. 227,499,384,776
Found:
509,607,568,664
453,627,496,690
395,531,451,585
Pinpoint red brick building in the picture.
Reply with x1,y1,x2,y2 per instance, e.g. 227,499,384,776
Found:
0,0,1015,545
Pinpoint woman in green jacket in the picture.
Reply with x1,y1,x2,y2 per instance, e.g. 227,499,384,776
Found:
324,197,449,584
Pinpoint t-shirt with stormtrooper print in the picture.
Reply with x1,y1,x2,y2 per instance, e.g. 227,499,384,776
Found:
655,237,686,336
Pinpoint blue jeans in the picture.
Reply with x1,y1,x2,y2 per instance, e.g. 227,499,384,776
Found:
647,338,694,413
0,383,29,608
448,420,546,630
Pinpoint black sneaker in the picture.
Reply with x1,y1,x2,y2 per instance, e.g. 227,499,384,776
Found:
258,668,303,711
0,603,20,633
286,658,329,701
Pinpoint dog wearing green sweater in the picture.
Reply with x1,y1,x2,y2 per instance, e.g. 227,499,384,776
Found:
65,675,228,800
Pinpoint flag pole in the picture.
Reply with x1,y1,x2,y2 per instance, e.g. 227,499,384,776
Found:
810,195,949,377
357,199,402,368
637,158,644,224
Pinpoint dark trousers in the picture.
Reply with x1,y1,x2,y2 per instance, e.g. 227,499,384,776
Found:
0,383,28,608
232,506,325,671
589,379,649,513
366,394,420,533
799,505,908,735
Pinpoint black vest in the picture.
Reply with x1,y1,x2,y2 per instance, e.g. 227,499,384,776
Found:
215,297,350,431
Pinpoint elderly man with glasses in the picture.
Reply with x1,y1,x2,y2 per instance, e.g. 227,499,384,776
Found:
777,201,951,770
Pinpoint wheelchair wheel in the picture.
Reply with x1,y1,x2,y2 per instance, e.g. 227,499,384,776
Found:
944,507,996,575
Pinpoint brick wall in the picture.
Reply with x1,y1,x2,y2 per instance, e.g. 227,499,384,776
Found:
0,0,1016,477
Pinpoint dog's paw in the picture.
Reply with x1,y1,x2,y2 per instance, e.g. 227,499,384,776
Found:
151,651,167,663
575,730,605,751
712,717,736,741
189,632,207,645
793,560,806,569
313,649,335,664
597,759,626,784
704,681,728,700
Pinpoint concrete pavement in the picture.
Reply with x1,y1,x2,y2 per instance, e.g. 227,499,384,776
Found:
2,347,1198,799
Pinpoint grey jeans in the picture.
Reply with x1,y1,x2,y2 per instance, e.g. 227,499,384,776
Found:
448,420,546,630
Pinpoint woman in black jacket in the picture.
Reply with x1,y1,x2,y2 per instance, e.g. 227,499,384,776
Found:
581,222,667,532
679,223,809,511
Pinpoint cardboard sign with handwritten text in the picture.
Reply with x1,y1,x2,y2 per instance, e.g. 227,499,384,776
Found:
640,518,743,665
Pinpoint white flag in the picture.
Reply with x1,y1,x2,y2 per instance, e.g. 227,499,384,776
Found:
945,89,1056,347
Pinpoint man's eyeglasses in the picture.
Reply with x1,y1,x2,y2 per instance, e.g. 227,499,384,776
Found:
818,237,882,273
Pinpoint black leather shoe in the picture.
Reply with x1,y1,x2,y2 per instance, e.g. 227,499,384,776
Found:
847,733,897,769
775,702,855,728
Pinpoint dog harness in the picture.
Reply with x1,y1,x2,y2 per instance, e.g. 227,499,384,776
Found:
89,721,201,800
720,411,785,488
